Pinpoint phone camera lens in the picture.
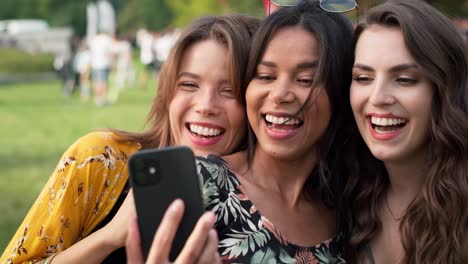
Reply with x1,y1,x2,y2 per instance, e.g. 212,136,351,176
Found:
131,158,161,186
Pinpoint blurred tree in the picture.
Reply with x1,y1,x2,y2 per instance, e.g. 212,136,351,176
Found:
118,0,173,34
431,0,468,17
166,0,263,28
166,0,224,27
0,0,465,37
0,0,89,36
47,1,88,36
227,0,264,18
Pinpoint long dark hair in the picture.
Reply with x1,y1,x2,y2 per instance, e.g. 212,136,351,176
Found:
345,1,468,263
245,0,356,214
109,14,259,152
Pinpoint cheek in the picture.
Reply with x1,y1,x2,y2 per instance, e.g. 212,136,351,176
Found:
315,92,332,127
225,102,247,145
349,87,369,136
245,85,256,109
168,95,187,131
349,86,368,120
227,102,246,131
245,86,260,123
412,94,433,132
406,84,433,124
349,86,361,112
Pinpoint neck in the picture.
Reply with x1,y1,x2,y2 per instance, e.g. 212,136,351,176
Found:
384,154,427,206
245,145,317,206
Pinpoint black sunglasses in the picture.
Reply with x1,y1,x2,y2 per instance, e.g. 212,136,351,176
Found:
269,0,359,22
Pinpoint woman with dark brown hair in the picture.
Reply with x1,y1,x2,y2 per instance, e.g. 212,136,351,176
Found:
1,14,259,264
346,0,468,263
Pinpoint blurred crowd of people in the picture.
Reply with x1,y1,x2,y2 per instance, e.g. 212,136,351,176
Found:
136,27,181,89
54,14,467,108
59,27,180,106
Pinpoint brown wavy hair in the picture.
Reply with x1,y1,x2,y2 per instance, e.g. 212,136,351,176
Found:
344,0,468,263
109,14,260,151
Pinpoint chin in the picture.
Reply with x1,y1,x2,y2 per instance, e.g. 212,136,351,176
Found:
370,150,400,163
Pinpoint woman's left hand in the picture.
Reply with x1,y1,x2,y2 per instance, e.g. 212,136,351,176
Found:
126,199,221,264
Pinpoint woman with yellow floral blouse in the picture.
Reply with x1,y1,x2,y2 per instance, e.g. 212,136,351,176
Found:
1,14,259,264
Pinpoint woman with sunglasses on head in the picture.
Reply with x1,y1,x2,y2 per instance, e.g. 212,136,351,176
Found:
139,0,356,262
345,0,468,263
1,14,259,264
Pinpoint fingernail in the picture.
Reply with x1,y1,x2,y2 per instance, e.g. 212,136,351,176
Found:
169,199,183,212
205,211,216,223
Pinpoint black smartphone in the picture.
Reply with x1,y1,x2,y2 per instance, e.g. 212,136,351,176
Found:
128,146,205,261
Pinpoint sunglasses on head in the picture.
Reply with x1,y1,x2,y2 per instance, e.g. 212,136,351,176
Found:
269,0,358,20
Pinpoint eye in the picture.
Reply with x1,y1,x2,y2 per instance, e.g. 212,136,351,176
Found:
396,76,418,86
297,78,314,87
220,87,235,98
353,74,373,84
179,82,198,91
255,74,275,82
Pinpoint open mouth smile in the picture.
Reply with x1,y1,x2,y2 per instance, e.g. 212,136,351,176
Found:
262,114,303,139
185,123,225,147
186,123,224,138
264,114,303,130
370,116,407,133
367,115,408,140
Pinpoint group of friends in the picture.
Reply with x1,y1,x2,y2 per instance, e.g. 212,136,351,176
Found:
1,0,467,263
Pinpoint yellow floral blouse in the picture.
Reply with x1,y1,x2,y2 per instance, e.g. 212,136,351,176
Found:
0,132,140,264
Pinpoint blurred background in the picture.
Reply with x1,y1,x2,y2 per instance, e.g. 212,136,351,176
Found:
0,0,467,252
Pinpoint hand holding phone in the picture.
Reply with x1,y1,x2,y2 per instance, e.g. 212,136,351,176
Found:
126,200,221,264
128,146,205,261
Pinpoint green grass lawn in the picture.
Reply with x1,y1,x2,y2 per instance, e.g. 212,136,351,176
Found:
0,79,156,251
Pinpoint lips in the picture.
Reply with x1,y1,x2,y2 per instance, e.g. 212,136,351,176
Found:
263,113,303,139
188,123,224,137
367,114,408,140
185,122,225,147
264,114,303,129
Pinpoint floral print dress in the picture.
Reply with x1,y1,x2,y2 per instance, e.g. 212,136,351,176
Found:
196,155,346,264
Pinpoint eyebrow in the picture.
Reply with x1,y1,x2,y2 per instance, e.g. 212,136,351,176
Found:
177,72,199,79
178,72,230,85
353,63,419,73
259,61,318,69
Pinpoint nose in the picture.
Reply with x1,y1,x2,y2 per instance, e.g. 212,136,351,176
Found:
269,78,295,105
195,88,221,116
368,77,396,106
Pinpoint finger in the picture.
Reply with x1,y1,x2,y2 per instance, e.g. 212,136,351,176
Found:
175,211,216,263
146,199,185,263
195,229,220,264
125,216,144,264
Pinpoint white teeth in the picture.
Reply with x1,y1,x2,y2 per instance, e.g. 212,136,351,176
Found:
265,114,301,125
371,116,406,126
189,124,222,136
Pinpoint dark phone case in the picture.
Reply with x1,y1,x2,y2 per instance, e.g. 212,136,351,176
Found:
128,146,205,261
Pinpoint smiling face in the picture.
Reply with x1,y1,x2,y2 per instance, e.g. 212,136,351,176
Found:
350,25,433,164
246,26,331,161
168,40,246,156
